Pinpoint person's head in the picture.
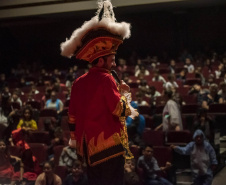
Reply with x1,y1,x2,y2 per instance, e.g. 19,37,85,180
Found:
142,145,154,161
118,58,126,66
125,158,136,172
193,84,201,92
72,160,84,177
0,73,6,81
92,54,116,71
219,82,226,93
22,106,33,121
218,63,223,71
135,91,143,103
197,108,207,121
54,127,63,139
149,86,156,96
164,90,173,99
185,57,191,65
43,161,54,176
193,129,205,146
153,70,159,78
0,139,6,153
50,90,58,102
170,59,176,67
12,91,19,101
209,83,218,96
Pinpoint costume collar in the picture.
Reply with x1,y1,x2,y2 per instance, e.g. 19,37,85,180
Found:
89,67,111,74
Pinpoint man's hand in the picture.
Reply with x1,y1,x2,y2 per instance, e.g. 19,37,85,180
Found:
120,80,130,93
170,145,177,150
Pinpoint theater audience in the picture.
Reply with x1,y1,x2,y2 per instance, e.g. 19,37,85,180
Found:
124,158,139,185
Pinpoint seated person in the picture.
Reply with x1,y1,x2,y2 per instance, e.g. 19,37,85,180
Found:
137,145,172,185
152,70,166,83
202,83,223,110
16,106,38,131
124,158,139,185
171,130,218,185
45,90,64,114
188,84,209,105
218,82,226,103
59,146,78,171
192,108,215,143
35,161,62,185
126,101,145,146
64,160,88,185
164,74,179,92
134,91,149,107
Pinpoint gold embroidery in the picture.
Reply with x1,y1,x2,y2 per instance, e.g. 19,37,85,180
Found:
88,132,121,156
119,116,134,159
112,101,123,117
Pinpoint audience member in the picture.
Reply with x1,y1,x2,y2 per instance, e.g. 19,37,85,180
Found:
134,91,149,106
164,74,179,92
59,146,78,171
192,108,215,143
137,145,173,185
16,106,38,131
202,83,223,109
11,90,22,108
35,161,62,185
168,59,176,74
135,65,150,77
126,102,145,146
176,69,186,84
124,158,139,185
155,90,183,131
0,139,20,184
218,82,226,102
48,127,68,161
63,160,88,185
45,90,64,114
171,129,217,185
138,79,149,95
188,84,209,105
152,70,166,83
145,86,161,107
214,63,224,79
184,58,195,73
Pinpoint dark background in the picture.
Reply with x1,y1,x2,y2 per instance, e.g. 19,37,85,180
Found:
0,4,226,73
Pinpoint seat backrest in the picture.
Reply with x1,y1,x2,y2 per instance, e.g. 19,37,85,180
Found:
142,128,165,146
28,131,50,145
153,146,172,167
166,130,192,145
28,143,48,164
53,145,65,166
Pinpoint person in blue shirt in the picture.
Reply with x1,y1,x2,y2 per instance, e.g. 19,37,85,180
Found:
126,101,145,145
171,129,218,185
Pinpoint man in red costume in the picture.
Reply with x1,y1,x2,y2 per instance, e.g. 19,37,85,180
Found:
60,1,137,184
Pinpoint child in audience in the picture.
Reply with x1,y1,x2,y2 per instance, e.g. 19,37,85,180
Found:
35,161,62,185
64,160,88,185
171,129,217,185
124,158,139,185
137,145,172,185
17,106,38,131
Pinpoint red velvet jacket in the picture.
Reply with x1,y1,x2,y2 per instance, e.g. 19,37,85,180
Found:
68,67,131,166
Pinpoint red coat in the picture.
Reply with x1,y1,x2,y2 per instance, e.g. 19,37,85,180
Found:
68,67,131,166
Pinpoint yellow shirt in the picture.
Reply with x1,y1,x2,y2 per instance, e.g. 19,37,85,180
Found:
17,119,38,130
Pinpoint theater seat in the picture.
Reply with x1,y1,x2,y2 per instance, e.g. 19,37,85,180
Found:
28,131,50,145
28,143,48,164
166,130,192,145
142,128,165,146
53,145,64,166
